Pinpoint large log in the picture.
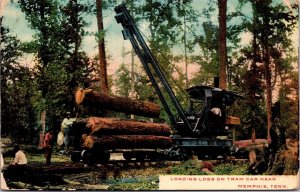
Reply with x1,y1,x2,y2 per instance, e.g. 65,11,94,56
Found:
5,163,108,189
5,162,94,176
82,135,172,149
75,88,161,118
79,117,171,136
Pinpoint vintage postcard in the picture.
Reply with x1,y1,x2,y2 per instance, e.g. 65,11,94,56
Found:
1,0,299,191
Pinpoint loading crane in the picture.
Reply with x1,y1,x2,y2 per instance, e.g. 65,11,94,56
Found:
114,3,243,159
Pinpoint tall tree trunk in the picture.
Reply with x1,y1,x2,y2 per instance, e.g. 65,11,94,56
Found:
262,12,272,142
264,49,272,142
96,0,108,93
184,12,189,88
218,0,227,90
250,2,258,143
73,0,79,71
39,0,48,98
130,47,135,119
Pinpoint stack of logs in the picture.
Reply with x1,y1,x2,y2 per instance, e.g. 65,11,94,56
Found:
75,88,172,151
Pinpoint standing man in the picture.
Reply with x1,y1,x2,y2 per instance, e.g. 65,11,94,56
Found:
43,129,54,164
61,112,76,152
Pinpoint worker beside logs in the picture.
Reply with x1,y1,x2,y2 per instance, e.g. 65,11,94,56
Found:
61,112,77,152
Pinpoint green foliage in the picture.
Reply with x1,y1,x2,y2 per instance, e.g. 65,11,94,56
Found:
115,63,131,97
213,162,248,175
191,0,249,87
278,72,299,139
3,0,298,145
232,0,298,140
1,0,94,141
190,6,220,85
16,0,92,132
20,41,38,53
1,21,38,142
107,177,158,190
170,160,207,175
94,30,107,41
191,21,219,85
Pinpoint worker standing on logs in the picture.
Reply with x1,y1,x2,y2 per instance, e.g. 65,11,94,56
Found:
61,112,76,152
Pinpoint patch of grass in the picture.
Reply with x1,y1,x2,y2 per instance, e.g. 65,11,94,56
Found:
26,152,70,163
107,177,159,190
106,161,208,190
213,162,248,175
169,160,207,175
4,152,70,164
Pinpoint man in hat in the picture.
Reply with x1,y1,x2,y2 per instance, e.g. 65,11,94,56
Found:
61,112,76,152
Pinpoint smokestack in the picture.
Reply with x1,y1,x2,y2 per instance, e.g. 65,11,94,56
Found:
214,77,219,88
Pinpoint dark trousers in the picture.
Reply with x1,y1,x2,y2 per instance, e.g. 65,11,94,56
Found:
4,164,27,181
44,147,52,164
64,128,70,149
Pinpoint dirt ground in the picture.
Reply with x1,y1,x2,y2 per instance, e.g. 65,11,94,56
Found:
3,152,184,190
2,140,298,190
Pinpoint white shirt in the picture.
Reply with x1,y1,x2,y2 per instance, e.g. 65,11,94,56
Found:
211,107,222,117
61,118,76,129
14,150,27,165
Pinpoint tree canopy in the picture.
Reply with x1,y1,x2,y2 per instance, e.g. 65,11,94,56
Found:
1,0,298,143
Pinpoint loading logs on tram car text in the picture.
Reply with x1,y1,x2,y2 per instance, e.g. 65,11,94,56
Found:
160,175,292,190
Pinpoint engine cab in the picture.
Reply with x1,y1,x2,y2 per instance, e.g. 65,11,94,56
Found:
175,85,243,138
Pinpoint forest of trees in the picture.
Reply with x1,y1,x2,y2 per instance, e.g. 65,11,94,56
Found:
1,0,298,144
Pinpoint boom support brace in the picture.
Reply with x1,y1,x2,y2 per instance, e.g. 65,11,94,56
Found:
115,4,193,131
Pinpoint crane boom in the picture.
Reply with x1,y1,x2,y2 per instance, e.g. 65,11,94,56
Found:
114,3,193,131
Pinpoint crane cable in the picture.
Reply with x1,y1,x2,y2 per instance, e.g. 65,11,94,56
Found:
139,31,190,108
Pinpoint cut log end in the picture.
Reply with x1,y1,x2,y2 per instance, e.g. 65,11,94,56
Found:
75,88,85,105
82,134,93,148
75,88,93,105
